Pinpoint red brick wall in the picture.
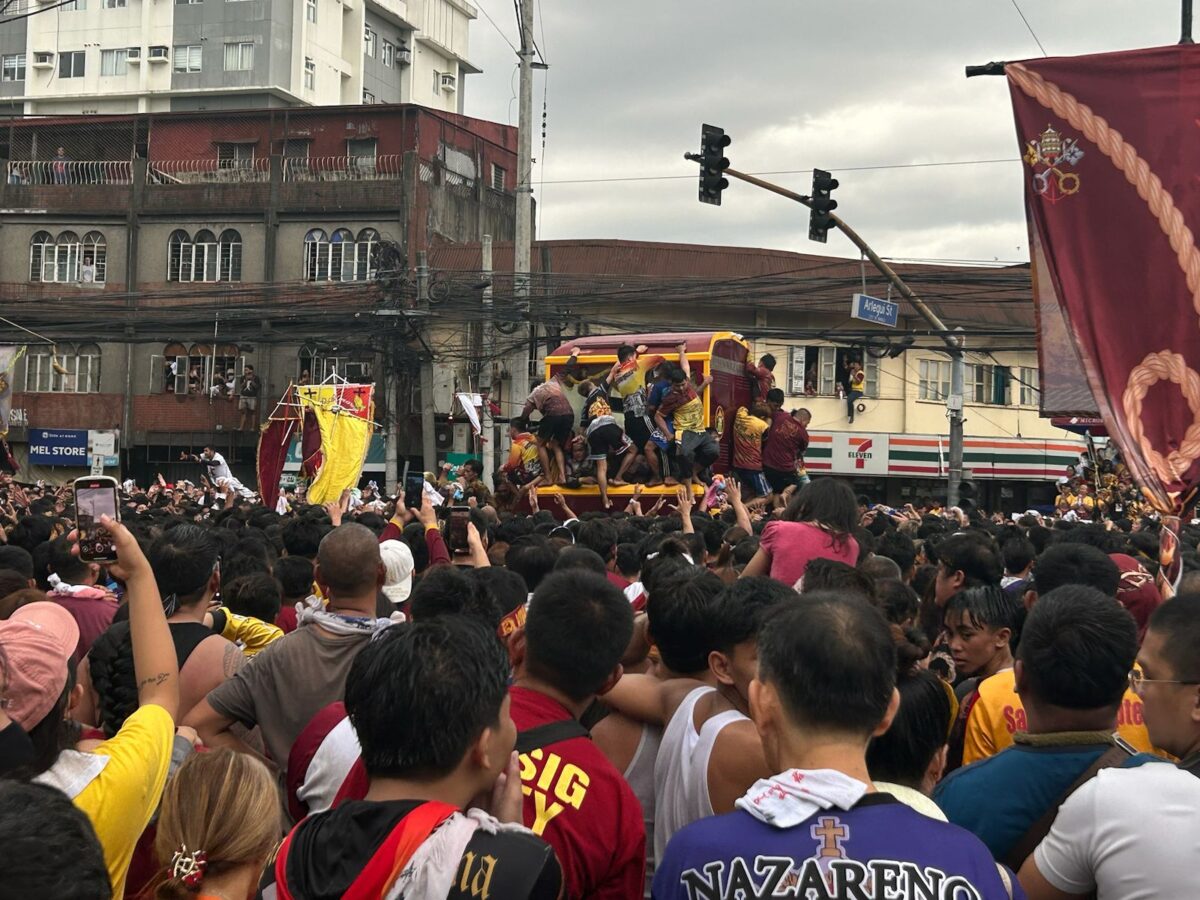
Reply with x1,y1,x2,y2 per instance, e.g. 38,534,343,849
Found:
12,392,123,430
133,394,244,432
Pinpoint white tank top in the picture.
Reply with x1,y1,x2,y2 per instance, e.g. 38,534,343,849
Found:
653,685,748,860
623,724,662,899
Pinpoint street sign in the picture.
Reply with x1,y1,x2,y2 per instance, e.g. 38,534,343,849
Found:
851,293,899,328
90,454,105,476
91,432,115,456
29,429,89,465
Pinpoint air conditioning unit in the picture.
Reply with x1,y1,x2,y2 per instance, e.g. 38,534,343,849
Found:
440,72,456,92
32,52,54,68
396,45,411,65
127,46,141,63
148,46,169,62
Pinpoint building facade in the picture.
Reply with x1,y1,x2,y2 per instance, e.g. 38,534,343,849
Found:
0,0,477,115
0,104,516,486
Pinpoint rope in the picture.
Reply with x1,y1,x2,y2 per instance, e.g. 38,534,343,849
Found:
1008,62,1200,506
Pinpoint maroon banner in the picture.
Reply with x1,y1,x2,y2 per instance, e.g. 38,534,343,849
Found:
1008,45,1200,512
256,417,296,512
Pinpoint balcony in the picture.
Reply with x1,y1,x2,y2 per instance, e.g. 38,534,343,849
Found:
281,154,402,182
3,160,135,211
146,158,271,185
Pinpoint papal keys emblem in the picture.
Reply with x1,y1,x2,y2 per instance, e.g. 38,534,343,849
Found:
1024,124,1084,203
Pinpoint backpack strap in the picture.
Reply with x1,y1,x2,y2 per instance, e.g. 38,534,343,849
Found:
515,718,589,754
1178,752,1200,778
1002,741,1132,872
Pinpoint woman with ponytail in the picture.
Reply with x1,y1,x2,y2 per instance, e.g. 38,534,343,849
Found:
153,749,281,900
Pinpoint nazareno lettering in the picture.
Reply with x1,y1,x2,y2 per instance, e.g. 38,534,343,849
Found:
679,855,984,900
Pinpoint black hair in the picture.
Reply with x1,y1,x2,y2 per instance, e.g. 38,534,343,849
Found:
467,567,528,620
760,353,776,370
1052,524,1128,555
615,542,641,578
281,516,328,559
800,558,875,601
409,566,477,622
1147,592,1200,682
712,577,794,654
866,668,952,789
1002,536,1036,575
0,545,34,580
617,344,637,363
0,781,112,899
875,578,920,627
345,618,509,780
505,535,558,592
223,573,283,622
462,458,483,475
219,552,272,599
275,555,315,599
1017,585,1137,710
732,537,759,568
765,388,785,405
576,518,617,563
935,532,1003,587
149,524,220,606
7,516,52,553
86,622,138,738
525,570,633,701
0,569,29,606
875,531,916,575
1026,524,1053,555
646,568,726,674
758,591,897,736
859,555,901,584
554,546,608,575
1032,543,1120,597
400,522,432,574
946,584,1024,636
782,479,857,546
48,535,90,584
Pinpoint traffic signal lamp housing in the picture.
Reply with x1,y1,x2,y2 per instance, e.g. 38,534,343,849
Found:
809,168,839,242
699,124,731,205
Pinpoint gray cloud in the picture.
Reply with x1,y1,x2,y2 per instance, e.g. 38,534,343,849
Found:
465,0,1181,262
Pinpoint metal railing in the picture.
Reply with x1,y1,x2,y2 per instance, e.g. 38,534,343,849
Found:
281,155,403,182
6,160,133,186
146,158,271,185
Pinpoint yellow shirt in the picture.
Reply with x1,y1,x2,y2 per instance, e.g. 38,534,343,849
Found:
962,668,1156,765
219,610,285,657
74,703,175,896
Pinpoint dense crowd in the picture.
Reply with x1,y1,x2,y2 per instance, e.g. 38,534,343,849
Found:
0,437,1198,900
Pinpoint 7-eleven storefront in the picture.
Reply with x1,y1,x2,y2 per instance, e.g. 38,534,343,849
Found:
804,432,1089,512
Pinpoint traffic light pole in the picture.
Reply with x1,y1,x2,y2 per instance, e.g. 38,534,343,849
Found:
691,160,966,505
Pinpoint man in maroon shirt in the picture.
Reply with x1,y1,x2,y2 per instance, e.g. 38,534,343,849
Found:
510,568,646,899
45,535,117,662
761,389,811,497
745,353,776,402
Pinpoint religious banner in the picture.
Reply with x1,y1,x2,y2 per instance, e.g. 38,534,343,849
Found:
296,384,376,505
0,345,26,437
1008,44,1200,512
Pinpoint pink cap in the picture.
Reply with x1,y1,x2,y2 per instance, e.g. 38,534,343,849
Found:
0,602,80,731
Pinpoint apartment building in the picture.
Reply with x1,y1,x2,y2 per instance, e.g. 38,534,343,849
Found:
0,0,477,114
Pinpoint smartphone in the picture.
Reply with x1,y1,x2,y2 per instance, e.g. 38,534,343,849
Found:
73,475,120,563
404,475,425,510
447,506,471,553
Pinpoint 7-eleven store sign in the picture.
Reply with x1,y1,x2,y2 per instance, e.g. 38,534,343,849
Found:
806,434,890,476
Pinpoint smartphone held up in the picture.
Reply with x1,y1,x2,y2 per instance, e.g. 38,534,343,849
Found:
73,475,120,563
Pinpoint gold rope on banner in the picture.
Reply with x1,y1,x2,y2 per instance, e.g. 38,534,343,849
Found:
1008,62,1200,502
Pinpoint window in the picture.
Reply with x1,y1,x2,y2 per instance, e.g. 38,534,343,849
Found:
787,347,808,395
2,54,26,82
100,48,128,76
63,0,86,9
175,0,202,5
362,89,375,104
364,27,376,57
173,45,202,72
300,344,374,383
24,343,100,393
102,0,125,7
30,230,106,284
432,69,440,95
305,0,316,21
1019,366,1040,406
303,57,315,90
168,228,242,282
58,51,85,78
223,41,254,71
347,138,377,175
490,163,506,191
216,142,255,169
967,363,1011,405
918,359,951,401
304,227,378,282
382,40,393,67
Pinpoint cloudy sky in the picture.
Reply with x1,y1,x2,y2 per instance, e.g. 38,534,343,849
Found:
463,0,1182,264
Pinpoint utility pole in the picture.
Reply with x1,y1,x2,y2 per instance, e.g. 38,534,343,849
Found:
514,0,535,400
685,150,966,504
417,251,437,473
480,233,497,487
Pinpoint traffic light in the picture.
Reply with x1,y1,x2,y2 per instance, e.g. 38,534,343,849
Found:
698,124,731,205
809,168,839,242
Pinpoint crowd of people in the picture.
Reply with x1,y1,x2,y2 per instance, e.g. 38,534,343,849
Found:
506,342,812,512
0,442,1198,899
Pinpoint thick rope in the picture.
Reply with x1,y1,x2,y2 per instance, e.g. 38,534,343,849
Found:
1009,63,1200,499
